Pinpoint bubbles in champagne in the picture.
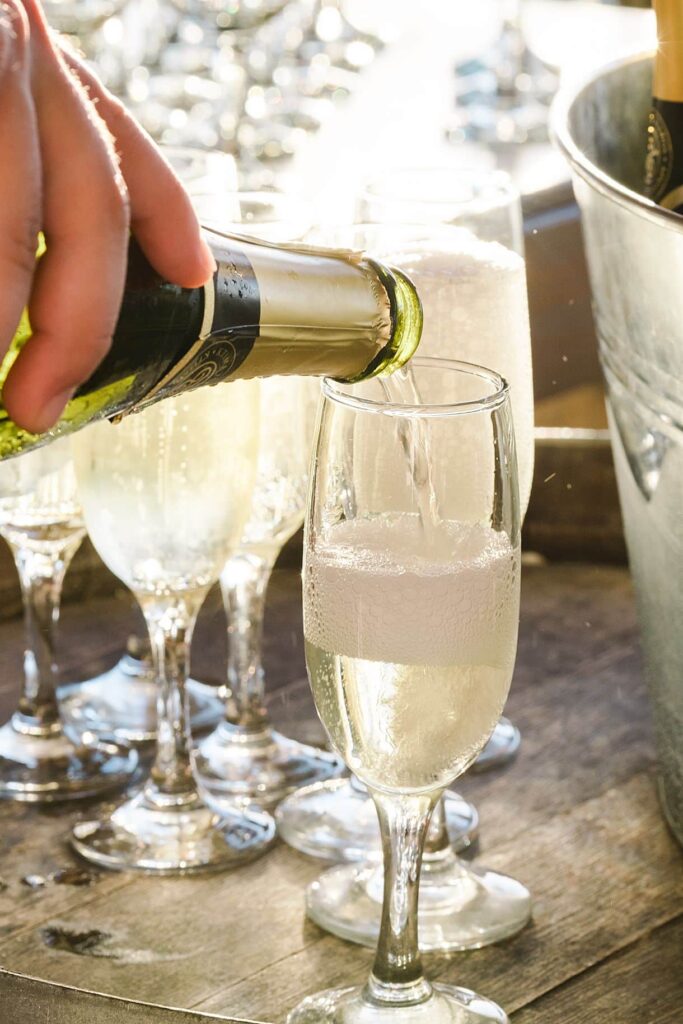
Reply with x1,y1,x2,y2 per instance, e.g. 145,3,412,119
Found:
0,437,82,544
239,377,316,555
74,381,259,596
383,230,534,513
304,514,519,793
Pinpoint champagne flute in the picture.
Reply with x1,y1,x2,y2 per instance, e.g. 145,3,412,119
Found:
195,375,343,808
291,189,533,951
287,357,520,1024
358,170,532,769
0,439,137,801
71,381,276,872
191,192,338,807
276,225,483,860
59,148,242,745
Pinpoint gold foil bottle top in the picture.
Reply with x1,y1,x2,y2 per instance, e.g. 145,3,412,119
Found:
653,0,683,102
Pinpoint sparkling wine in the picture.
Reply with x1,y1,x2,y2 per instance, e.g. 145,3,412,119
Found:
304,514,520,794
382,230,534,514
0,438,83,545
380,367,441,540
73,380,259,597
240,376,314,554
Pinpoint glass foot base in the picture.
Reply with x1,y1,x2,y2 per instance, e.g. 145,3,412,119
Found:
71,789,276,874
306,858,531,952
59,655,224,744
276,778,478,862
287,982,508,1024
194,723,344,809
0,718,138,803
472,718,521,772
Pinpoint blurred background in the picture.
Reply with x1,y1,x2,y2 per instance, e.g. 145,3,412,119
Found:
0,0,654,629
49,0,653,564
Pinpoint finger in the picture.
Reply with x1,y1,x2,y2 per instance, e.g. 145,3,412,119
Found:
2,4,130,434
61,48,216,288
0,0,42,363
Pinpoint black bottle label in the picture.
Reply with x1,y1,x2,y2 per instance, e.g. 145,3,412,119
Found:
135,243,261,408
645,100,683,213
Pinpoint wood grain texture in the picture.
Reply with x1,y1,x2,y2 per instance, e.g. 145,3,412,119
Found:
0,564,680,1024
0,970,250,1024
511,917,683,1024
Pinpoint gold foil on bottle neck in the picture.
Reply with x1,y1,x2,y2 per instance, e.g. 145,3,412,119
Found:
654,0,683,102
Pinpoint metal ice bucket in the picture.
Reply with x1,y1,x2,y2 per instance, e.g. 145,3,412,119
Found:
553,53,683,846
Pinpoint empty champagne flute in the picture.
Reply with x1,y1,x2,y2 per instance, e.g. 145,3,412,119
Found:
0,439,137,801
287,357,521,1024
195,375,342,807
71,381,276,872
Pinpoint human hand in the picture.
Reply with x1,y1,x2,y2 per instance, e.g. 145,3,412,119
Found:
0,0,216,434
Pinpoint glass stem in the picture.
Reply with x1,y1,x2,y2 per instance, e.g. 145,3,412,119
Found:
421,793,464,877
220,550,276,736
365,787,440,1005
8,532,83,738
423,794,450,856
141,591,205,802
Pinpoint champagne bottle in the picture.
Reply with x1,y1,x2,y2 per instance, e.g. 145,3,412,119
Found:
645,0,683,212
0,228,422,460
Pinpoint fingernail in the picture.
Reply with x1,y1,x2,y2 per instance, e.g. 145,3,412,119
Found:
35,387,76,433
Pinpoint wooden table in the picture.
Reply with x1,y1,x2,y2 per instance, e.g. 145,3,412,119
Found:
0,561,682,1022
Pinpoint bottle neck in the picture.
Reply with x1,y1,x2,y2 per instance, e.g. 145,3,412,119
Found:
127,230,422,413
654,0,683,103
347,262,422,382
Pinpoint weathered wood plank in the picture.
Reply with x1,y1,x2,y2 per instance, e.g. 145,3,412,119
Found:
0,801,142,948
0,969,251,1024
0,844,326,1020
195,773,683,1022
5,771,671,1023
0,564,678,1024
510,915,683,1024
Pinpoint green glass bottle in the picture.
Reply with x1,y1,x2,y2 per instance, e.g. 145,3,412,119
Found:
0,229,423,460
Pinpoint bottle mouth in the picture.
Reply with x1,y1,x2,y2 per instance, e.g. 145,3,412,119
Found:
340,263,423,382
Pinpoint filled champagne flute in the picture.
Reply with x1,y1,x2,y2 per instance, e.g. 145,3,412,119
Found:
70,380,276,872
0,439,137,801
193,193,344,806
195,375,343,807
287,357,520,1024
283,187,533,951
357,172,532,769
276,224,493,863
58,147,242,745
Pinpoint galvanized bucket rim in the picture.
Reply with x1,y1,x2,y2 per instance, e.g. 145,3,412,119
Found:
551,50,683,234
